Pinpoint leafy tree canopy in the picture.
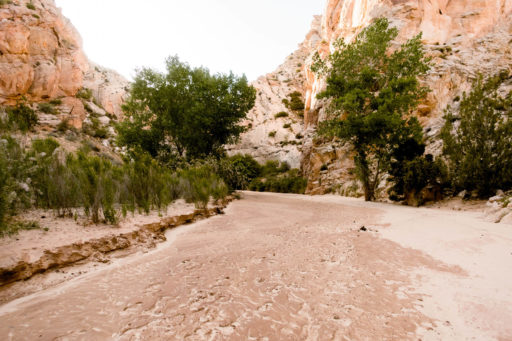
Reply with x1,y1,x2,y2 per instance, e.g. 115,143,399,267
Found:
441,71,512,197
117,56,256,163
312,18,431,201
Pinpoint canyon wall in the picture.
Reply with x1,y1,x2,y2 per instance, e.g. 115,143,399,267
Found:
234,0,512,195
302,0,512,195
0,0,128,127
227,17,322,168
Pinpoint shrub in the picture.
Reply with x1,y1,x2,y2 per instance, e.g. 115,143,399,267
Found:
0,136,32,232
287,91,305,111
26,2,35,10
5,103,38,132
63,151,118,223
441,71,512,197
260,160,290,177
0,221,40,238
0,135,230,230
215,154,261,190
83,117,108,139
76,88,93,100
249,169,307,194
268,131,276,138
0,151,10,230
388,154,447,204
49,99,63,106
178,166,228,209
57,119,71,132
283,123,291,129
38,103,58,115
274,111,289,119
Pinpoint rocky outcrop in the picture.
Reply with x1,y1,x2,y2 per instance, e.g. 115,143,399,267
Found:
84,62,129,118
0,0,128,120
226,17,322,169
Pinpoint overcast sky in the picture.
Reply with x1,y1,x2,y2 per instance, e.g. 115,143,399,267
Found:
55,0,325,81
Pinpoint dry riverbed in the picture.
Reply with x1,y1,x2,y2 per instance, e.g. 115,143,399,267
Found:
0,199,230,303
0,192,511,340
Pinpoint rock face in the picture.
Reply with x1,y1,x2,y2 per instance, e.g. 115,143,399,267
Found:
302,0,512,195
226,17,322,169
233,0,512,194
0,0,128,119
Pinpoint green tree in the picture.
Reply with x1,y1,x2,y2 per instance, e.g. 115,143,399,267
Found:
312,18,431,201
117,56,256,163
441,71,512,197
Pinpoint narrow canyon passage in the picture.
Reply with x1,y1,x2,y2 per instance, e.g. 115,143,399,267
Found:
1,193,511,340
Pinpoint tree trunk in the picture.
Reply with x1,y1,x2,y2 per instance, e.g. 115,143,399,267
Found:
364,187,374,201
355,149,374,201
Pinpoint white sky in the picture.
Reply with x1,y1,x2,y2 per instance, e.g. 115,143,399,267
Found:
55,0,325,81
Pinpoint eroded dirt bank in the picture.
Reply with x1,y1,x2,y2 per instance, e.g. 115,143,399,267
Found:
0,200,229,295
0,192,511,340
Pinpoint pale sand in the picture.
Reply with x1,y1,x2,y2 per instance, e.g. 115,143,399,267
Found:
0,192,511,340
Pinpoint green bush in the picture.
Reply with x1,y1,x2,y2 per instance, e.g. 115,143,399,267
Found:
246,160,305,194
260,160,290,177
26,2,35,10
0,136,230,231
388,153,447,204
0,136,33,232
178,166,228,209
57,119,71,132
83,117,108,139
76,88,93,100
274,111,289,119
268,131,276,138
49,99,63,106
283,91,304,112
0,150,10,229
38,103,58,115
249,169,307,194
3,103,38,132
214,154,262,190
68,151,118,223
441,71,512,197
0,221,40,238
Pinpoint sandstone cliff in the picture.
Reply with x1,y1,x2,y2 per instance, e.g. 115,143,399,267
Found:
233,0,512,195
302,0,512,195
226,17,322,169
0,0,128,129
